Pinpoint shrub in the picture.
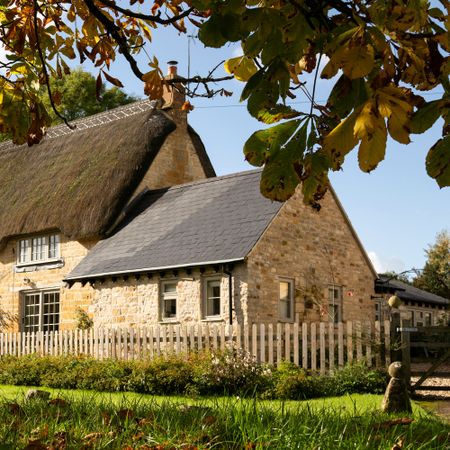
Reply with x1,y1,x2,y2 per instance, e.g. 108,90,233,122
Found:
0,352,387,399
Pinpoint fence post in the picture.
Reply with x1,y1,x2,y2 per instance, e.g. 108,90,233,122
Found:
390,312,401,363
400,319,411,386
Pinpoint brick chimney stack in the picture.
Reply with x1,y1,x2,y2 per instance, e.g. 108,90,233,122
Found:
162,61,186,112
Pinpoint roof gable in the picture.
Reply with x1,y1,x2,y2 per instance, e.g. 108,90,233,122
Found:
67,170,283,280
0,101,177,247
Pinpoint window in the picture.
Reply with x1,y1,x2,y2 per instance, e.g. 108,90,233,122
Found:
161,281,177,320
374,299,383,322
279,279,294,321
328,286,342,323
22,290,60,332
204,279,221,318
17,234,60,265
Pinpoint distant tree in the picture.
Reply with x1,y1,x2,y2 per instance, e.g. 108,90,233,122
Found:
0,68,137,142
414,231,450,299
383,271,414,285
41,67,137,123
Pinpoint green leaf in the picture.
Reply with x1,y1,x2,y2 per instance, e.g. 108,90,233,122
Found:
327,76,367,118
301,151,331,207
240,68,265,101
244,119,303,166
426,135,450,187
259,121,309,201
198,16,228,48
410,99,441,134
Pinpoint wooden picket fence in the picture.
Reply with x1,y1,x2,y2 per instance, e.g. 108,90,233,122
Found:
0,320,391,372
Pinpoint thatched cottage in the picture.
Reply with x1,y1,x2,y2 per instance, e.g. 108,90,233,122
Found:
0,89,378,332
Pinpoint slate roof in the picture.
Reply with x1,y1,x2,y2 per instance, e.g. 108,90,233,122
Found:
376,275,449,306
0,99,214,248
66,170,283,280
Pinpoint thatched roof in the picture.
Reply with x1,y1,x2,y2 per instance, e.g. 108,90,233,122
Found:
0,100,211,248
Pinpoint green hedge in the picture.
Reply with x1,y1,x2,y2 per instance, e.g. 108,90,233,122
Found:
0,350,388,399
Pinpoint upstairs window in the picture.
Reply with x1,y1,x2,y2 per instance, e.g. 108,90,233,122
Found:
17,234,60,265
279,279,294,321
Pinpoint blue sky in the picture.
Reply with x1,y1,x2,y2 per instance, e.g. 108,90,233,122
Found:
81,24,450,274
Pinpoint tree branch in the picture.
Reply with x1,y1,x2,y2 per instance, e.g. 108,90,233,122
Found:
84,0,145,80
33,0,74,129
99,0,194,25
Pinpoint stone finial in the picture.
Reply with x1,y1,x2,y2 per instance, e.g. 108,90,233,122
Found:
381,362,412,413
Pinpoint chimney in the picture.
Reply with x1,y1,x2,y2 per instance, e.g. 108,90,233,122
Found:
162,61,186,113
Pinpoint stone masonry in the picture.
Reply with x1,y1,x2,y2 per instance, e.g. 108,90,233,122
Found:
245,187,376,325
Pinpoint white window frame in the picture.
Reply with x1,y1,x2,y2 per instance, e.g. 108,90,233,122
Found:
17,233,61,266
160,280,178,321
21,289,60,332
328,285,343,324
203,278,222,319
279,278,294,322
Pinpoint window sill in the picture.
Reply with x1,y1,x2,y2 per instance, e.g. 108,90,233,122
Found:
278,318,295,324
159,319,179,324
15,258,64,273
201,317,224,322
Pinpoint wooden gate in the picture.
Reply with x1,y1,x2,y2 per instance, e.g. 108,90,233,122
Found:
398,325,450,392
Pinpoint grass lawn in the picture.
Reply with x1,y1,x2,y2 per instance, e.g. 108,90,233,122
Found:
0,385,448,449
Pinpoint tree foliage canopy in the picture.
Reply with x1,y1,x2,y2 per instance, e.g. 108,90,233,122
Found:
41,67,137,123
414,230,450,299
1,0,449,205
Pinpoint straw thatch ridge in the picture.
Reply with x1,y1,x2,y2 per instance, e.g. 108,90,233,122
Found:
0,104,177,248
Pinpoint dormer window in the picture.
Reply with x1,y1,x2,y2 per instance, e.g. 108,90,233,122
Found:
17,233,61,265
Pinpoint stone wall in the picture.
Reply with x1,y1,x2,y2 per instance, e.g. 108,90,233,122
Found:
0,235,96,332
245,187,377,325
88,265,248,328
131,110,210,195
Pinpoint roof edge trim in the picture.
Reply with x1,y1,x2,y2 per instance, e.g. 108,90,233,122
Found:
65,257,245,281
329,185,378,278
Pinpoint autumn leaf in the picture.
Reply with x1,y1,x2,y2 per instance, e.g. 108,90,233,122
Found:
181,100,194,111
322,108,360,169
354,101,387,172
376,86,413,144
224,56,257,81
142,69,164,100
102,70,124,88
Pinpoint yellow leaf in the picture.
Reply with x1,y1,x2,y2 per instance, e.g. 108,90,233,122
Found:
354,101,378,140
356,103,387,172
332,41,375,79
322,109,360,168
376,85,412,144
142,69,164,100
224,56,257,82
320,58,339,79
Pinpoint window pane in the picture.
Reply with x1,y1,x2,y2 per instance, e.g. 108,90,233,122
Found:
19,239,29,263
206,280,221,316
42,291,60,332
31,237,45,261
161,282,177,319
164,283,177,294
163,299,177,318
23,293,40,333
48,234,60,259
280,282,290,301
279,281,293,320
